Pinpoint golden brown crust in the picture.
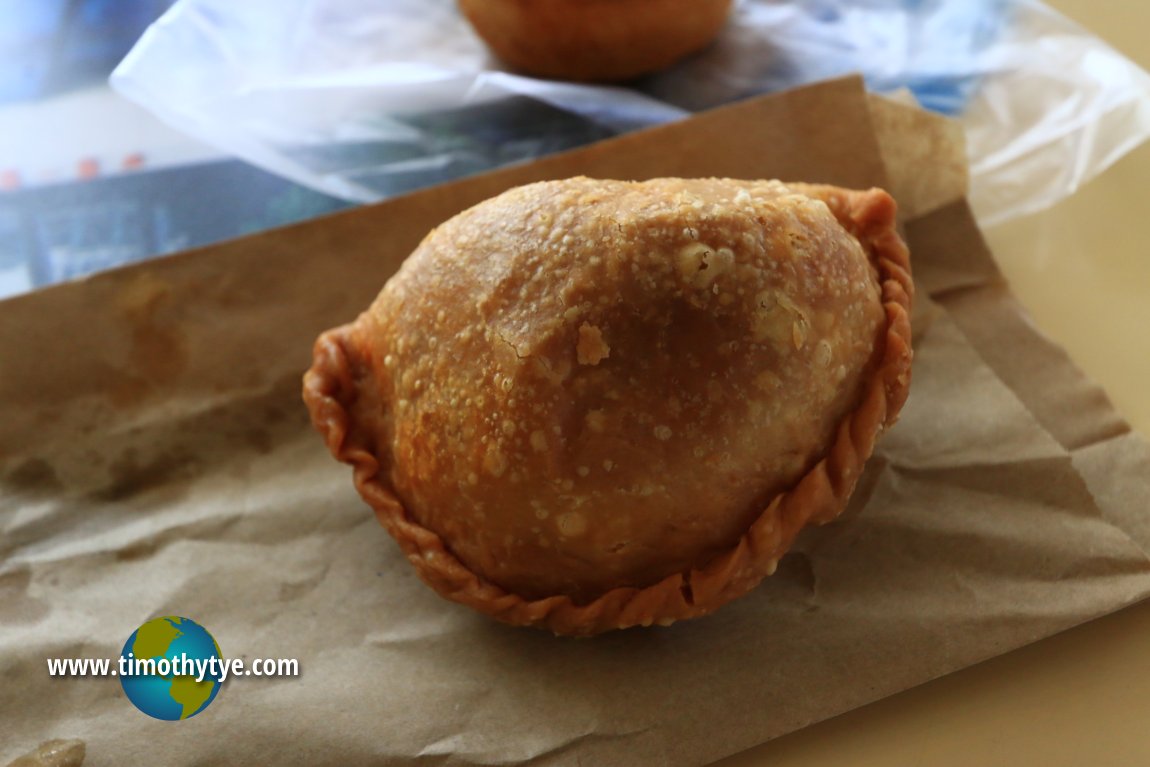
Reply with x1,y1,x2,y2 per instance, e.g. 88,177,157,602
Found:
457,0,733,82
303,178,912,636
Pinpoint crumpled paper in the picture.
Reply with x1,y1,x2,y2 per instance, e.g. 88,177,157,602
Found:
3,76,1150,766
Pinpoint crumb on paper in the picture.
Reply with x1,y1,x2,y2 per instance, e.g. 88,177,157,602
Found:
5,740,86,767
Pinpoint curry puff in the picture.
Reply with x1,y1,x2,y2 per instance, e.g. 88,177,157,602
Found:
304,177,913,636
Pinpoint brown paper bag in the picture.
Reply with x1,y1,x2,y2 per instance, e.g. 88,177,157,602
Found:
3,76,1149,766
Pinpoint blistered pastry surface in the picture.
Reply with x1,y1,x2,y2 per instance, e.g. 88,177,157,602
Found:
304,177,913,635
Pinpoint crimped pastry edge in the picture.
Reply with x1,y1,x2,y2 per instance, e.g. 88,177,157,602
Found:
302,185,913,637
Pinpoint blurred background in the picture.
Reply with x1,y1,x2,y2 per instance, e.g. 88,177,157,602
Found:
0,0,348,298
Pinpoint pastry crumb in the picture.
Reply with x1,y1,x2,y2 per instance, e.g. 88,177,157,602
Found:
576,322,610,365
557,511,588,537
585,409,607,433
6,739,85,767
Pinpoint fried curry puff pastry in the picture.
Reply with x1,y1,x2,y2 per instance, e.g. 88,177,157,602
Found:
304,177,913,636
456,0,733,82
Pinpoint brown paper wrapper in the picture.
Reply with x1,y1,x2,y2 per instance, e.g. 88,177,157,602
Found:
3,76,1150,765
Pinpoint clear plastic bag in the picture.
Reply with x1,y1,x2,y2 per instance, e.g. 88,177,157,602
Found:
112,0,1150,226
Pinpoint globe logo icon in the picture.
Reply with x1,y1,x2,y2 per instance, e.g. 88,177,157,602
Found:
119,616,223,720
